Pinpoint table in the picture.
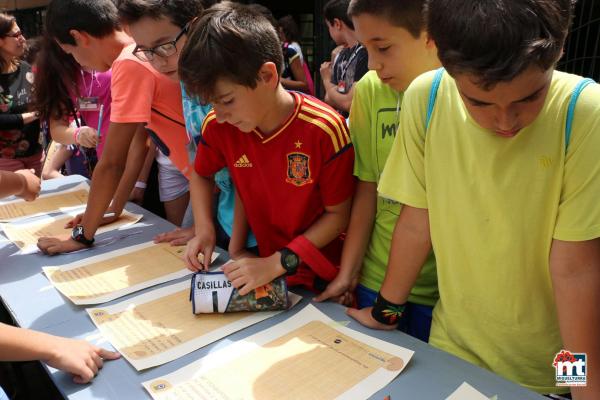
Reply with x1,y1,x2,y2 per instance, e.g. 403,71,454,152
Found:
0,175,543,399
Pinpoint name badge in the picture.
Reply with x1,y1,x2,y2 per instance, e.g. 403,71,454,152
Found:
78,97,100,111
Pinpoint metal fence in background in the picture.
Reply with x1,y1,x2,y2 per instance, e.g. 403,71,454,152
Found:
559,0,600,81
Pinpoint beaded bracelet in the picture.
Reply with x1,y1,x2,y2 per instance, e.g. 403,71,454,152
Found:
371,292,406,325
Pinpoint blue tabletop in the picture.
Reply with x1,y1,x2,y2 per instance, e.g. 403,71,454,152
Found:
0,175,543,400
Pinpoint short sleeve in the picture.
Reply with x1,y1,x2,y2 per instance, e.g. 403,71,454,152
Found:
378,72,434,209
320,144,356,206
110,59,155,124
194,116,227,178
554,83,600,241
349,75,376,182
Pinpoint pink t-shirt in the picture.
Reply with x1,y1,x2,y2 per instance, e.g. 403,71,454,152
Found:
110,45,189,177
76,70,112,158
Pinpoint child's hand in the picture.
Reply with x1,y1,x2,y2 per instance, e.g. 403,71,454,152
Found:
154,226,195,246
75,126,98,148
15,169,40,201
184,225,215,271
44,335,120,384
320,61,332,81
346,307,398,331
313,273,357,304
64,207,118,229
222,252,285,296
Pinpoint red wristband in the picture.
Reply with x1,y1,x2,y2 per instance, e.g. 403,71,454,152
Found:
285,235,338,282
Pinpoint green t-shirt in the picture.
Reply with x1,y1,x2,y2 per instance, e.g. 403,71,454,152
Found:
350,71,438,306
379,69,600,393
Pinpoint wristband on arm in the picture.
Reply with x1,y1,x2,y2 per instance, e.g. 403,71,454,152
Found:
371,292,406,325
285,235,338,282
134,181,147,189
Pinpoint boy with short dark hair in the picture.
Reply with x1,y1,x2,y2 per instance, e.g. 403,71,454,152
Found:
315,0,440,343
349,0,600,396
37,0,192,255
320,0,368,115
180,2,355,295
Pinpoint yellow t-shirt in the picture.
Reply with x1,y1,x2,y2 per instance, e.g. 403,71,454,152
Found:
379,69,600,393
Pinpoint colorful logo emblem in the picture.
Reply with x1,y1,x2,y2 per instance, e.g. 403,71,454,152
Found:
553,350,587,387
286,152,313,186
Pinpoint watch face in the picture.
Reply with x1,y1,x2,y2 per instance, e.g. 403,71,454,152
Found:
284,253,298,268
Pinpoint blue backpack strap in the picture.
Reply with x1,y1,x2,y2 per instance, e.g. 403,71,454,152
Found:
565,78,595,152
425,68,445,131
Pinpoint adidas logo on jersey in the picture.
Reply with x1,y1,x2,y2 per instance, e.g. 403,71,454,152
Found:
234,154,253,168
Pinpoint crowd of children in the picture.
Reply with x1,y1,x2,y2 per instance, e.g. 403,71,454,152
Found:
0,0,598,399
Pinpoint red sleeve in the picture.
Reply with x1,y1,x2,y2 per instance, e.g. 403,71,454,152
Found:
320,143,356,206
110,59,155,124
194,113,227,177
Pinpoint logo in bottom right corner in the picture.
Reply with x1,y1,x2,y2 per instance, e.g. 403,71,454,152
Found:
553,350,587,387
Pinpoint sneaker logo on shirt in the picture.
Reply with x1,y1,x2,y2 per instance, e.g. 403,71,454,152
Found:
234,154,253,168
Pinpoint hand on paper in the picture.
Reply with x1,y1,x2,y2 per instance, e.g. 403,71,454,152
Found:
313,272,358,306
346,307,398,331
184,224,215,271
15,169,40,201
75,126,98,148
65,207,119,229
223,252,286,296
44,336,120,384
155,226,195,246
37,236,87,255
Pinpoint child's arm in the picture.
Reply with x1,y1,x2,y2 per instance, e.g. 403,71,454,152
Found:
223,197,353,296
347,205,431,329
228,189,254,260
0,322,119,384
49,116,98,148
319,62,355,112
0,169,40,200
550,239,600,399
130,143,156,205
281,57,309,93
184,171,217,271
314,180,377,302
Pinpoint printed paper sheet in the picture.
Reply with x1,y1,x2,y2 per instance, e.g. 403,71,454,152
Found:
1,210,142,250
0,182,89,221
43,242,203,305
446,382,491,400
143,304,414,400
87,280,302,370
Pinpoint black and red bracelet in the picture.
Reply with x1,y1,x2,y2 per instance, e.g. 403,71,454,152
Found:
371,292,406,325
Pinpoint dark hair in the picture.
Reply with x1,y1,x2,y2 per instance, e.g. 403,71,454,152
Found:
23,37,43,65
0,13,18,70
426,0,575,88
45,0,121,45
34,35,81,120
324,0,354,30
245,3,278,30
179,1,283,102
115,0,204,29
278,15,300,43
348,0,425,39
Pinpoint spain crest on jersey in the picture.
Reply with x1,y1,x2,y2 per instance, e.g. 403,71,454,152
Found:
286,152,313,186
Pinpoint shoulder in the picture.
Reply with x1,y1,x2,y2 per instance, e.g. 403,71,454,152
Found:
297,94,351,153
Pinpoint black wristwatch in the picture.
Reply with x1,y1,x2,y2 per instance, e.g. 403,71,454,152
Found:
279,247,300,276
71,225,95,247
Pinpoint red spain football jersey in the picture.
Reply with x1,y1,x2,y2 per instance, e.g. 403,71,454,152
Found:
195,92,355,281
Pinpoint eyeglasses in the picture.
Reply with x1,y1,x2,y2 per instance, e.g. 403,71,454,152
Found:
132,23,189,62
4,30,23,39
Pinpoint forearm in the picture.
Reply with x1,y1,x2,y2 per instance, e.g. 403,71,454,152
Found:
281,78,309,92
136,144,156,185
0,170,25,198
338,181,377,281
190,172,215,234
0,323,54,362
379,205,432,303
229,190,251,258
301,197,352,249
49,117,77,145
0,113,24,130
551,239,600,399
323,82,353,112
110,127,150,214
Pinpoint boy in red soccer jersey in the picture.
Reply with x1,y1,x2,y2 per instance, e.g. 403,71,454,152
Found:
180,2,355,295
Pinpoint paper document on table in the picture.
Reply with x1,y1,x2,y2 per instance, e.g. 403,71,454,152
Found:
43,242,205,305
446,382,491,400
87,280,302,370
143,304,413,400
0,182,89,222
1,210,142,250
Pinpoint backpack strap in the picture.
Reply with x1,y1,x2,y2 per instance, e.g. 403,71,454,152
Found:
565,78,595,152
425,68,445,131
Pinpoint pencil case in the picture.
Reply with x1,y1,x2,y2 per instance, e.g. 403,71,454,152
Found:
190,271,289,313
